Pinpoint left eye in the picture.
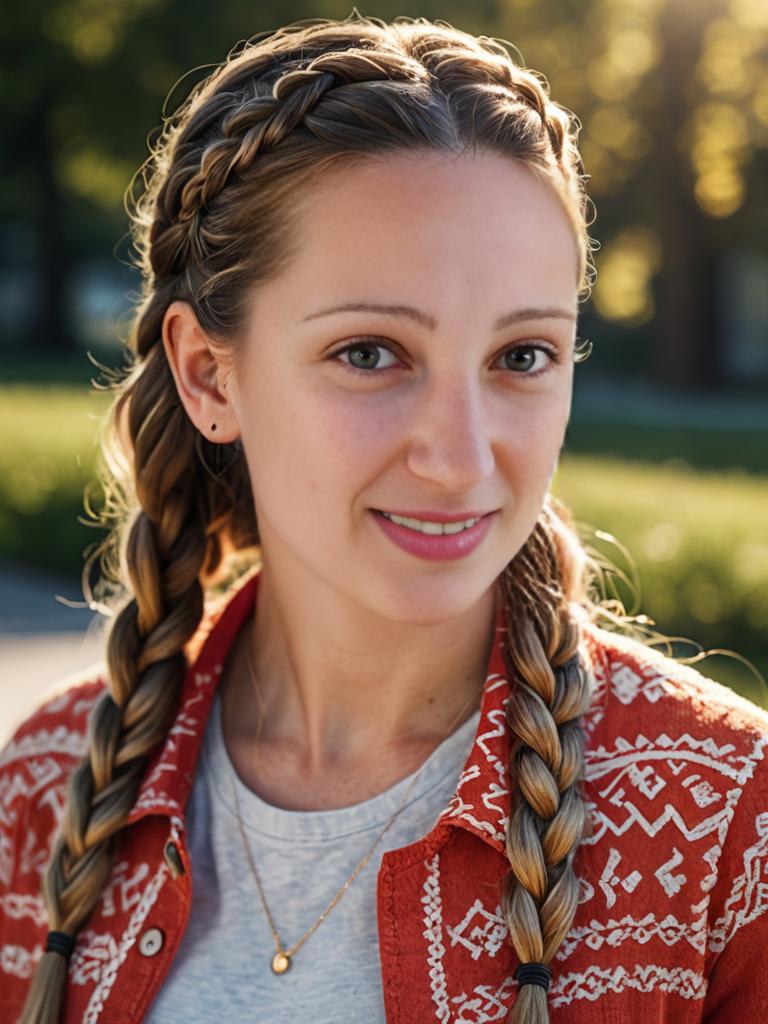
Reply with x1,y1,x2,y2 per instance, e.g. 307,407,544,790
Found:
329,338,558,377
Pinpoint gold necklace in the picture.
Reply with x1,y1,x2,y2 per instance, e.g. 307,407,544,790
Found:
228,628,483,976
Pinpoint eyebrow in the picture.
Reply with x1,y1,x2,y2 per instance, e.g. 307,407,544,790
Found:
302,302,577,331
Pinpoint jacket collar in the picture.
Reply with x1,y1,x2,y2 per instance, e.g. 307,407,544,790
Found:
126,565,600,859
125,566,260,828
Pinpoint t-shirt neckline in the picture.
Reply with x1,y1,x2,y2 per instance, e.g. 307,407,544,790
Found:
206,688,481,842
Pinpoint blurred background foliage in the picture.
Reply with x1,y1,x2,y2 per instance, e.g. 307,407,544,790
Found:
0,0,766,704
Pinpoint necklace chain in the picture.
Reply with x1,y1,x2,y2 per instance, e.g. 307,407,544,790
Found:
228,627,483,975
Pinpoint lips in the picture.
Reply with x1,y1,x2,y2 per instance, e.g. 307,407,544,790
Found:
372,509,493,524
370,508,497,561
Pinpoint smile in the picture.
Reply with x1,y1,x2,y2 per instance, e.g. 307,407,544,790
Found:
370,509,497,561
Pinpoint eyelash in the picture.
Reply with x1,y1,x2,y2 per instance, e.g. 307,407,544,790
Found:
327,337,561,380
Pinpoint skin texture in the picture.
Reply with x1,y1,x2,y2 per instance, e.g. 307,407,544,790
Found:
162,150,579,808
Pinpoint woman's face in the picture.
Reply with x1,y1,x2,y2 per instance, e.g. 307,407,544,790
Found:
228,150,579,621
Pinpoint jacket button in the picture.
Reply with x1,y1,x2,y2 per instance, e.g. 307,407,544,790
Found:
138,927,164,957
164,840,185,879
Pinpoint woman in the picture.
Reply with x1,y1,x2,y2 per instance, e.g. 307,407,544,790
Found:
2,11,766,1024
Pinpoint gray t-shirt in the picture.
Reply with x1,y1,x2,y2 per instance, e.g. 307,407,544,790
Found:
144,689,481,1023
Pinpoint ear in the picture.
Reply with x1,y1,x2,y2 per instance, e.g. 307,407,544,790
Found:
161,300,241,443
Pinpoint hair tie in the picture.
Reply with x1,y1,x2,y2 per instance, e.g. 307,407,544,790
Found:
514,961,552,991
45,930,76,961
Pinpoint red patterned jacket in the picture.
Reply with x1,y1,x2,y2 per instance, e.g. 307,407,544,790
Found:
2,565,767,1022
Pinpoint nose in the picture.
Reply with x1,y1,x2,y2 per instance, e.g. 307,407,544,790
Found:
405,374,497,494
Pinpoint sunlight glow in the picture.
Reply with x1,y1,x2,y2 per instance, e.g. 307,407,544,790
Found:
592,227,661,324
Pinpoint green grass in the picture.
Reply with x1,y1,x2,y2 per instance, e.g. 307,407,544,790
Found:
552,455,768,707
1,381,766,707
0,385,112,575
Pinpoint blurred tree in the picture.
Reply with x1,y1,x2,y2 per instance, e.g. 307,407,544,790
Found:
494,0,768,390
652,0,724,389
0,0,164,352
1,0,766,389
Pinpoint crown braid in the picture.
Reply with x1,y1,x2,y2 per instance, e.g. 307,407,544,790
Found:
21,15,597,1023
152,46,430,282
183,50,425,206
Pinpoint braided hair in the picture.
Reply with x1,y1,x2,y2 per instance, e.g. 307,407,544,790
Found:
21,13,600,1024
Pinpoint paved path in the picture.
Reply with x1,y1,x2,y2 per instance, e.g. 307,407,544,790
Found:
0,563,106,746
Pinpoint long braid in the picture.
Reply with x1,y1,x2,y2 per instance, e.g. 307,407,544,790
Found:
499,499,594,1022
19,262,255,1024
19,14,599,1023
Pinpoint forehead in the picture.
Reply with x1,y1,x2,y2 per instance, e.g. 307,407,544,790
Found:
279,150,579,309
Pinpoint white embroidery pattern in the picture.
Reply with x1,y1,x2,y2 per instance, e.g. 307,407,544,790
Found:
98,860,152,918
422,852,450,1022
556,907,708,959
69,930,121,987
1,942,40,979
0,726,90,773
550,963,708,1005
82,859,169,1023
4,586,768,1020
708,809,768,953
130,671,221,818
437,680,510,847
656,847,686,896
0,892,47,927
416,624,768,1012
2,757,78,886
446,899,508,961
448,976,516,1022
598,848,643,908
0,602,225,1010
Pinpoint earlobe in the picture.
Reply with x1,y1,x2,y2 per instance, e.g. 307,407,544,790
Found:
161,301,241,444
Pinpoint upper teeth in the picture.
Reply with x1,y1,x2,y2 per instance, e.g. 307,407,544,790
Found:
380,511,481,534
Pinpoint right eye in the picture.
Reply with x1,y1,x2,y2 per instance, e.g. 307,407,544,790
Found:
327,338,402,377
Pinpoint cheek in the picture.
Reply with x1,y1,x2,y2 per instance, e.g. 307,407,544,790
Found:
245,384,391,512
503,392,569,460
497,399,569,519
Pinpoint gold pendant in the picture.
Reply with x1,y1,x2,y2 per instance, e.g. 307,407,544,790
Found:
272,951,291,974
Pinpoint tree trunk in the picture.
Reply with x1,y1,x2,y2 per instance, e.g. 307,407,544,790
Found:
24,89,77,355
651,0,723,392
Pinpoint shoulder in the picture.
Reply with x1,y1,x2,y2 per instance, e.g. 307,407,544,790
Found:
0,664,109,887
579,617,768,755
0,667,108,993
0,575,242,834
1,664,108,771
578,618,768,823
577,618,768,962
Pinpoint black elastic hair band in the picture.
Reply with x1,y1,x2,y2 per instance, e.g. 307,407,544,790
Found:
45,930,76,961
514,961,552,991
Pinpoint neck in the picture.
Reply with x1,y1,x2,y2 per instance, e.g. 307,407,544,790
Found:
219,567,499,775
